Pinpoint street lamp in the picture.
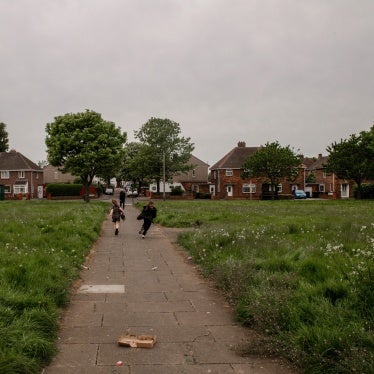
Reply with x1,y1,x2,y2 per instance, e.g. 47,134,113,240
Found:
163,151,166,201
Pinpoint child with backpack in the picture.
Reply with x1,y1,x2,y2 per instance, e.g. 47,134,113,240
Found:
109,199,124,235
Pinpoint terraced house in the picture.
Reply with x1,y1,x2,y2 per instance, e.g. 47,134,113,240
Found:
0,149,44,199
209,141,352,200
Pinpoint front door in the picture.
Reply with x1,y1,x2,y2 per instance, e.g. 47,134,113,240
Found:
226,185,233,197
209,185,215,196
341,184,349,198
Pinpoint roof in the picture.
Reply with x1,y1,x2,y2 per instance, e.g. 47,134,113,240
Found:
0,149,42,171
210,142,259,169
188,154,209,167
306,155,329,171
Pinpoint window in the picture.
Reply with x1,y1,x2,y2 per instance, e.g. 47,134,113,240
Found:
192,169,196,178
213,171,217,179
1,171,9,179
18,171,25,178
14,182,28,194
54,171,59,180
242,184,256,193
269,183,282,192
319,184,325,192
323,170,327,178
226,169,233,176
4,185,11,193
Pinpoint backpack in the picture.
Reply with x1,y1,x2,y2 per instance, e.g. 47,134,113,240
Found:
112,206,121,219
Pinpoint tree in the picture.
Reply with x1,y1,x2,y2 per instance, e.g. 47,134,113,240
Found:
241,141,301,199
0,122,9,152
38,160,48,168
45,110,126,202
134,118,194,192
120,142,152,192
326,125,374,199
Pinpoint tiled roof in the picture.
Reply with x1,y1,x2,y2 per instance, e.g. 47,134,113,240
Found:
210,142,259,169
306,155,329,171
189,154,209,167
0,150,42,171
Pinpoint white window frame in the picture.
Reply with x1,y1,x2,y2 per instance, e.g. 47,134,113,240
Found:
14,183,28,194
4,185,11,193
242,183,256,194
277,184,282,193
1,170,10,179
192,169,196,178
319,184,325,192
18,171,25,178
226,169,233,176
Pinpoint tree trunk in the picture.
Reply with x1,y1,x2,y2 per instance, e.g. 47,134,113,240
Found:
83,181,90,202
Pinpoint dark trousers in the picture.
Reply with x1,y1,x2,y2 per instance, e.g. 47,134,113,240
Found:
120,200,125,208
142,219,152,235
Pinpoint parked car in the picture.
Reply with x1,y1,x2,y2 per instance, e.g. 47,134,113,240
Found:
294,190,307,199
127,189,138,197
104,187,114,195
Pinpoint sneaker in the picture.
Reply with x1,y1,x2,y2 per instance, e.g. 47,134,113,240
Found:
115,229,119,235
142,235,145,239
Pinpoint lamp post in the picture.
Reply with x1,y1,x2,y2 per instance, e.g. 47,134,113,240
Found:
163,151,166,201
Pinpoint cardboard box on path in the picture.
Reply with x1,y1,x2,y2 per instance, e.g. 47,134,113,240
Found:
117,334,157,348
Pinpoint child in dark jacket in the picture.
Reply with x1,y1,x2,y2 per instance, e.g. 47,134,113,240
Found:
138,201,157,238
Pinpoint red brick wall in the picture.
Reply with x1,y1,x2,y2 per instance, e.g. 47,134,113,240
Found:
1,170,44,199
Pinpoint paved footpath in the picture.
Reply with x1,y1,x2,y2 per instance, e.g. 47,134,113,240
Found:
44,202,295,374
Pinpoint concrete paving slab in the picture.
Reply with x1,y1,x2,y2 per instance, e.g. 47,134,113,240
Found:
44,203,296,374
78,284,125,293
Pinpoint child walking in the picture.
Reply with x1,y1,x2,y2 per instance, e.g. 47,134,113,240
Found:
109,199,124,235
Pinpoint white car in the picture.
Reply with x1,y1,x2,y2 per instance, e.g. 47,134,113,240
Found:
104,187,114,195
127,189,138,197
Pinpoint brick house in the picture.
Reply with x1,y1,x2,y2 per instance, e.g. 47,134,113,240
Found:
0,149,44,199
148,155,210,197
209,141,306,200
43,165,77,184
173,155,210,195
304,154,354,199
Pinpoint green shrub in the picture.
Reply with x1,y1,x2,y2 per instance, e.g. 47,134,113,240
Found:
170,186,183,195
45,183,82,196
195,192,211,199
354,183,374,199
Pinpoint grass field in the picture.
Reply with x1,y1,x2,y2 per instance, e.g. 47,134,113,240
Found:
0,200,108,374
152,199,374,374
0,199,372,373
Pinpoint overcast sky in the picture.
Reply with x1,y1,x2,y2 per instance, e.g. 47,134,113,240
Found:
1,0,373,166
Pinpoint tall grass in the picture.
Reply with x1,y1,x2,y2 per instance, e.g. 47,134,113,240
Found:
0,200,108,374
152,200,374,373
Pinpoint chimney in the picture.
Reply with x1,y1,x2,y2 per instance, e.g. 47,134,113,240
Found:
237,141,246,148
318,153,322,159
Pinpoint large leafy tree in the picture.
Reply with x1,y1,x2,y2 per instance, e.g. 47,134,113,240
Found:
0,122,9,152
134,118,194,192
119,142,152,192
241,141,301,199
326,125,374,199
45,110,126,202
